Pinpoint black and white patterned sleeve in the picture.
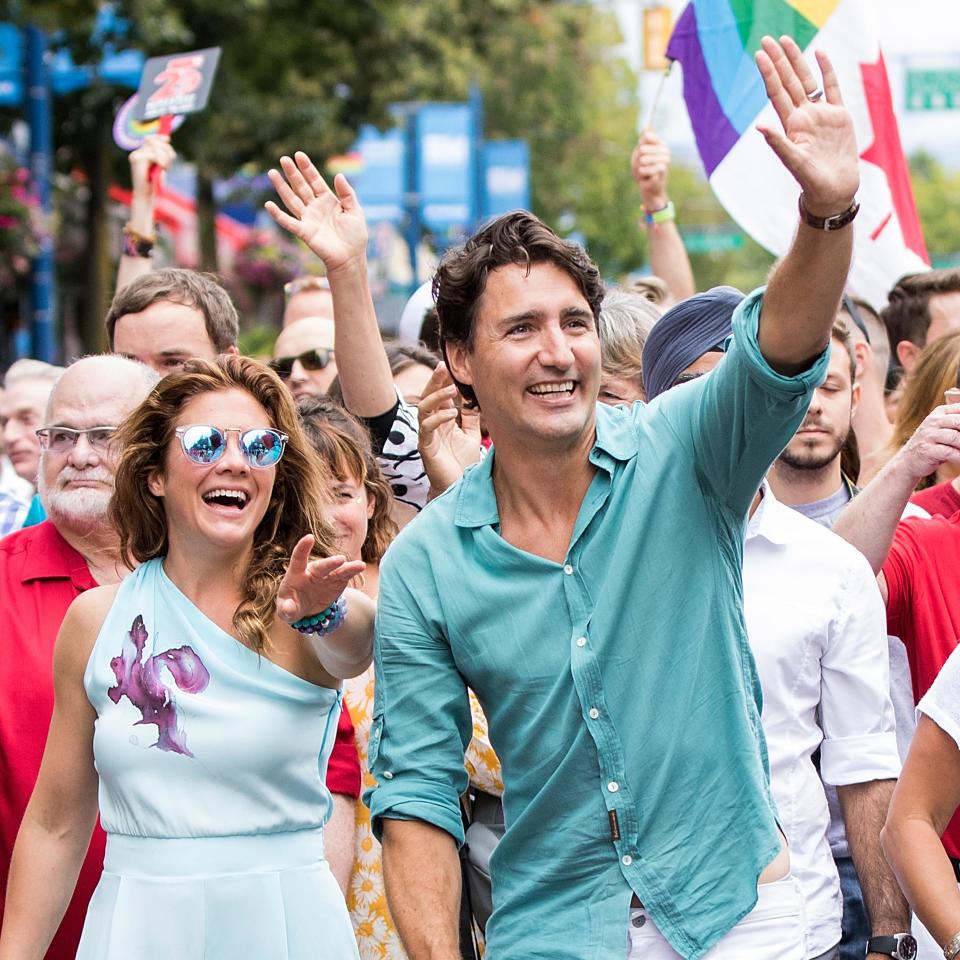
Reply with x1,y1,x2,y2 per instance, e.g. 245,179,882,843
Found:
378,392,429,512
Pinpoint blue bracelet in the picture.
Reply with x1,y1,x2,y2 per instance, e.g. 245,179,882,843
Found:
290,597,347,635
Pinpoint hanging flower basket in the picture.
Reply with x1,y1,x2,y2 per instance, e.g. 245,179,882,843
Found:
0,164,47,292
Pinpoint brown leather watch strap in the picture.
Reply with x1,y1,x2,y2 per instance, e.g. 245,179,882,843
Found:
798,194,860,231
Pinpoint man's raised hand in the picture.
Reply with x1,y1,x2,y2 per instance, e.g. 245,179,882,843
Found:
129,134,176,200
755,35,859,218
265,152,368,275
630,129,671,211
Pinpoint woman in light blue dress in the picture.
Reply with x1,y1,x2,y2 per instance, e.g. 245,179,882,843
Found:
0,356,373,960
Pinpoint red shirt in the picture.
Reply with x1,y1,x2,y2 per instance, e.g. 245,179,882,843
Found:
884,513,960,857
0,522,106,960
910,479,960,519
328,703,361,797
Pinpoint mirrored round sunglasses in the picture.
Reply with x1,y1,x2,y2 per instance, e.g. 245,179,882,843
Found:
174,425,289,469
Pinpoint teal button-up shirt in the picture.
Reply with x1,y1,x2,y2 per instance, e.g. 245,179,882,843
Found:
368,289,829,959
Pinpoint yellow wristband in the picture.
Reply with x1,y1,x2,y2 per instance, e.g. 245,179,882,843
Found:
641,201,675,227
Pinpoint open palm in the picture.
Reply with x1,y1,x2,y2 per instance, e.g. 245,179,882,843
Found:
266,152,368,273
276,535,365,625
755,36,859,213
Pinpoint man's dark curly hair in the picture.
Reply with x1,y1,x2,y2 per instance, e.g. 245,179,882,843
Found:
433,211,605,406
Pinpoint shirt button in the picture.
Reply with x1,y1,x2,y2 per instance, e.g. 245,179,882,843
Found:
588,708,600,719
563,564,574,575
607,781,619,793
576,636,587,647
382,771,394,780
622,854,633,866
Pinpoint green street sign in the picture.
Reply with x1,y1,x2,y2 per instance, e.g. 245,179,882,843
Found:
681,229,744,254
906,69,960,111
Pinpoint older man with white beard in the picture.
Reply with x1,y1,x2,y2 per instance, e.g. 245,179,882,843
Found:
0,355,158,960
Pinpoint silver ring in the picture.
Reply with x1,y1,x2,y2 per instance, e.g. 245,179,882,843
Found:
807,89,824,103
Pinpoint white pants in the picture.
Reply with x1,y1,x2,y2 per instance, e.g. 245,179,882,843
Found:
626,876,806,959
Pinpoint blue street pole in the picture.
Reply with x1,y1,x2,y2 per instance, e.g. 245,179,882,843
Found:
402,104,420,295
25,25,56,363
468,83,485,230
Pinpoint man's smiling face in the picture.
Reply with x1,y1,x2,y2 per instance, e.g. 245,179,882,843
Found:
446,261,601,451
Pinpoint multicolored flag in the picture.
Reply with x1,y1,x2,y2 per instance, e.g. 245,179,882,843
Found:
667,0,929,307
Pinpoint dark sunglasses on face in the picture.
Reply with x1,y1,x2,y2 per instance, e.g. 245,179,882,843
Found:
269,348,333,380
174,425,289,469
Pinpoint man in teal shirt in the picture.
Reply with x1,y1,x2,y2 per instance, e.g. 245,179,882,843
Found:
366,37,863,960
258,35,861,960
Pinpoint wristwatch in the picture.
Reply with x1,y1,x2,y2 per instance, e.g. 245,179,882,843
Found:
865,934,918,959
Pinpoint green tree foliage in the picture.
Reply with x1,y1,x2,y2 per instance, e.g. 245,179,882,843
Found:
476,5,775,290
666,163,775,292
6,0,543,347
910,151,960,268
480,5,644,276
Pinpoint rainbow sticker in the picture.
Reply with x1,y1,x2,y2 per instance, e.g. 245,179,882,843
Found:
113,94,186,151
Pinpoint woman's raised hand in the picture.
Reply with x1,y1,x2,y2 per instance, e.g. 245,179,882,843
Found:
276,535,365,625
265,152,368,274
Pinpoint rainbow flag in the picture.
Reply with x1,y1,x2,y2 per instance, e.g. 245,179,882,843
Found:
667,0,929,306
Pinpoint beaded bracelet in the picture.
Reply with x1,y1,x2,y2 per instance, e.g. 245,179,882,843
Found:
291,597,346,635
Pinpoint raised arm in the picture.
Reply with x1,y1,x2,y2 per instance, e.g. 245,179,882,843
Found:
834,402,960,575
631,129,695,302
266,153,396,417
0,591,107,960
753,36,860,374
115,135,175,294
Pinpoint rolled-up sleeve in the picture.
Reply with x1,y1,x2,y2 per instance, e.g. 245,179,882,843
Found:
820,549,901,786
655,288,830,517
918,645,960,752
366,538,472,844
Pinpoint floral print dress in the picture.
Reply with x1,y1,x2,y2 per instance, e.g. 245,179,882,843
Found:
343,667,503,959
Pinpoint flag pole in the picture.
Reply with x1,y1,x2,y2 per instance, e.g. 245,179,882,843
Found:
643,60,673,131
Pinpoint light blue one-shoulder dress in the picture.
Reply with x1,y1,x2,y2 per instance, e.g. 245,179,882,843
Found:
77,558,359,959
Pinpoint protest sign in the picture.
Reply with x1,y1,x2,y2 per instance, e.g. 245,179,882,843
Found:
133,47,221,121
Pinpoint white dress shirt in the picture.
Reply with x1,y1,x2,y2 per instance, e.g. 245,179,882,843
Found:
744,485,901,957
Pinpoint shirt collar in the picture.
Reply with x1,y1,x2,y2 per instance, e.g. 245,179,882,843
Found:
20,520,98,590
746,481,794,546
453,403,640,529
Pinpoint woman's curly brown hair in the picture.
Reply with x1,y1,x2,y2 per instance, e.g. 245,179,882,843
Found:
110,355,336,652
297,396,397,564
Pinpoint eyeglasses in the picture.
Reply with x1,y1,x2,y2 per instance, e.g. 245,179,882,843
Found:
174,425,289,469
269,348,334,380
36,426,118,452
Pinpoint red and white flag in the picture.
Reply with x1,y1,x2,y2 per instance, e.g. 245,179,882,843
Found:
668,0,930,307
